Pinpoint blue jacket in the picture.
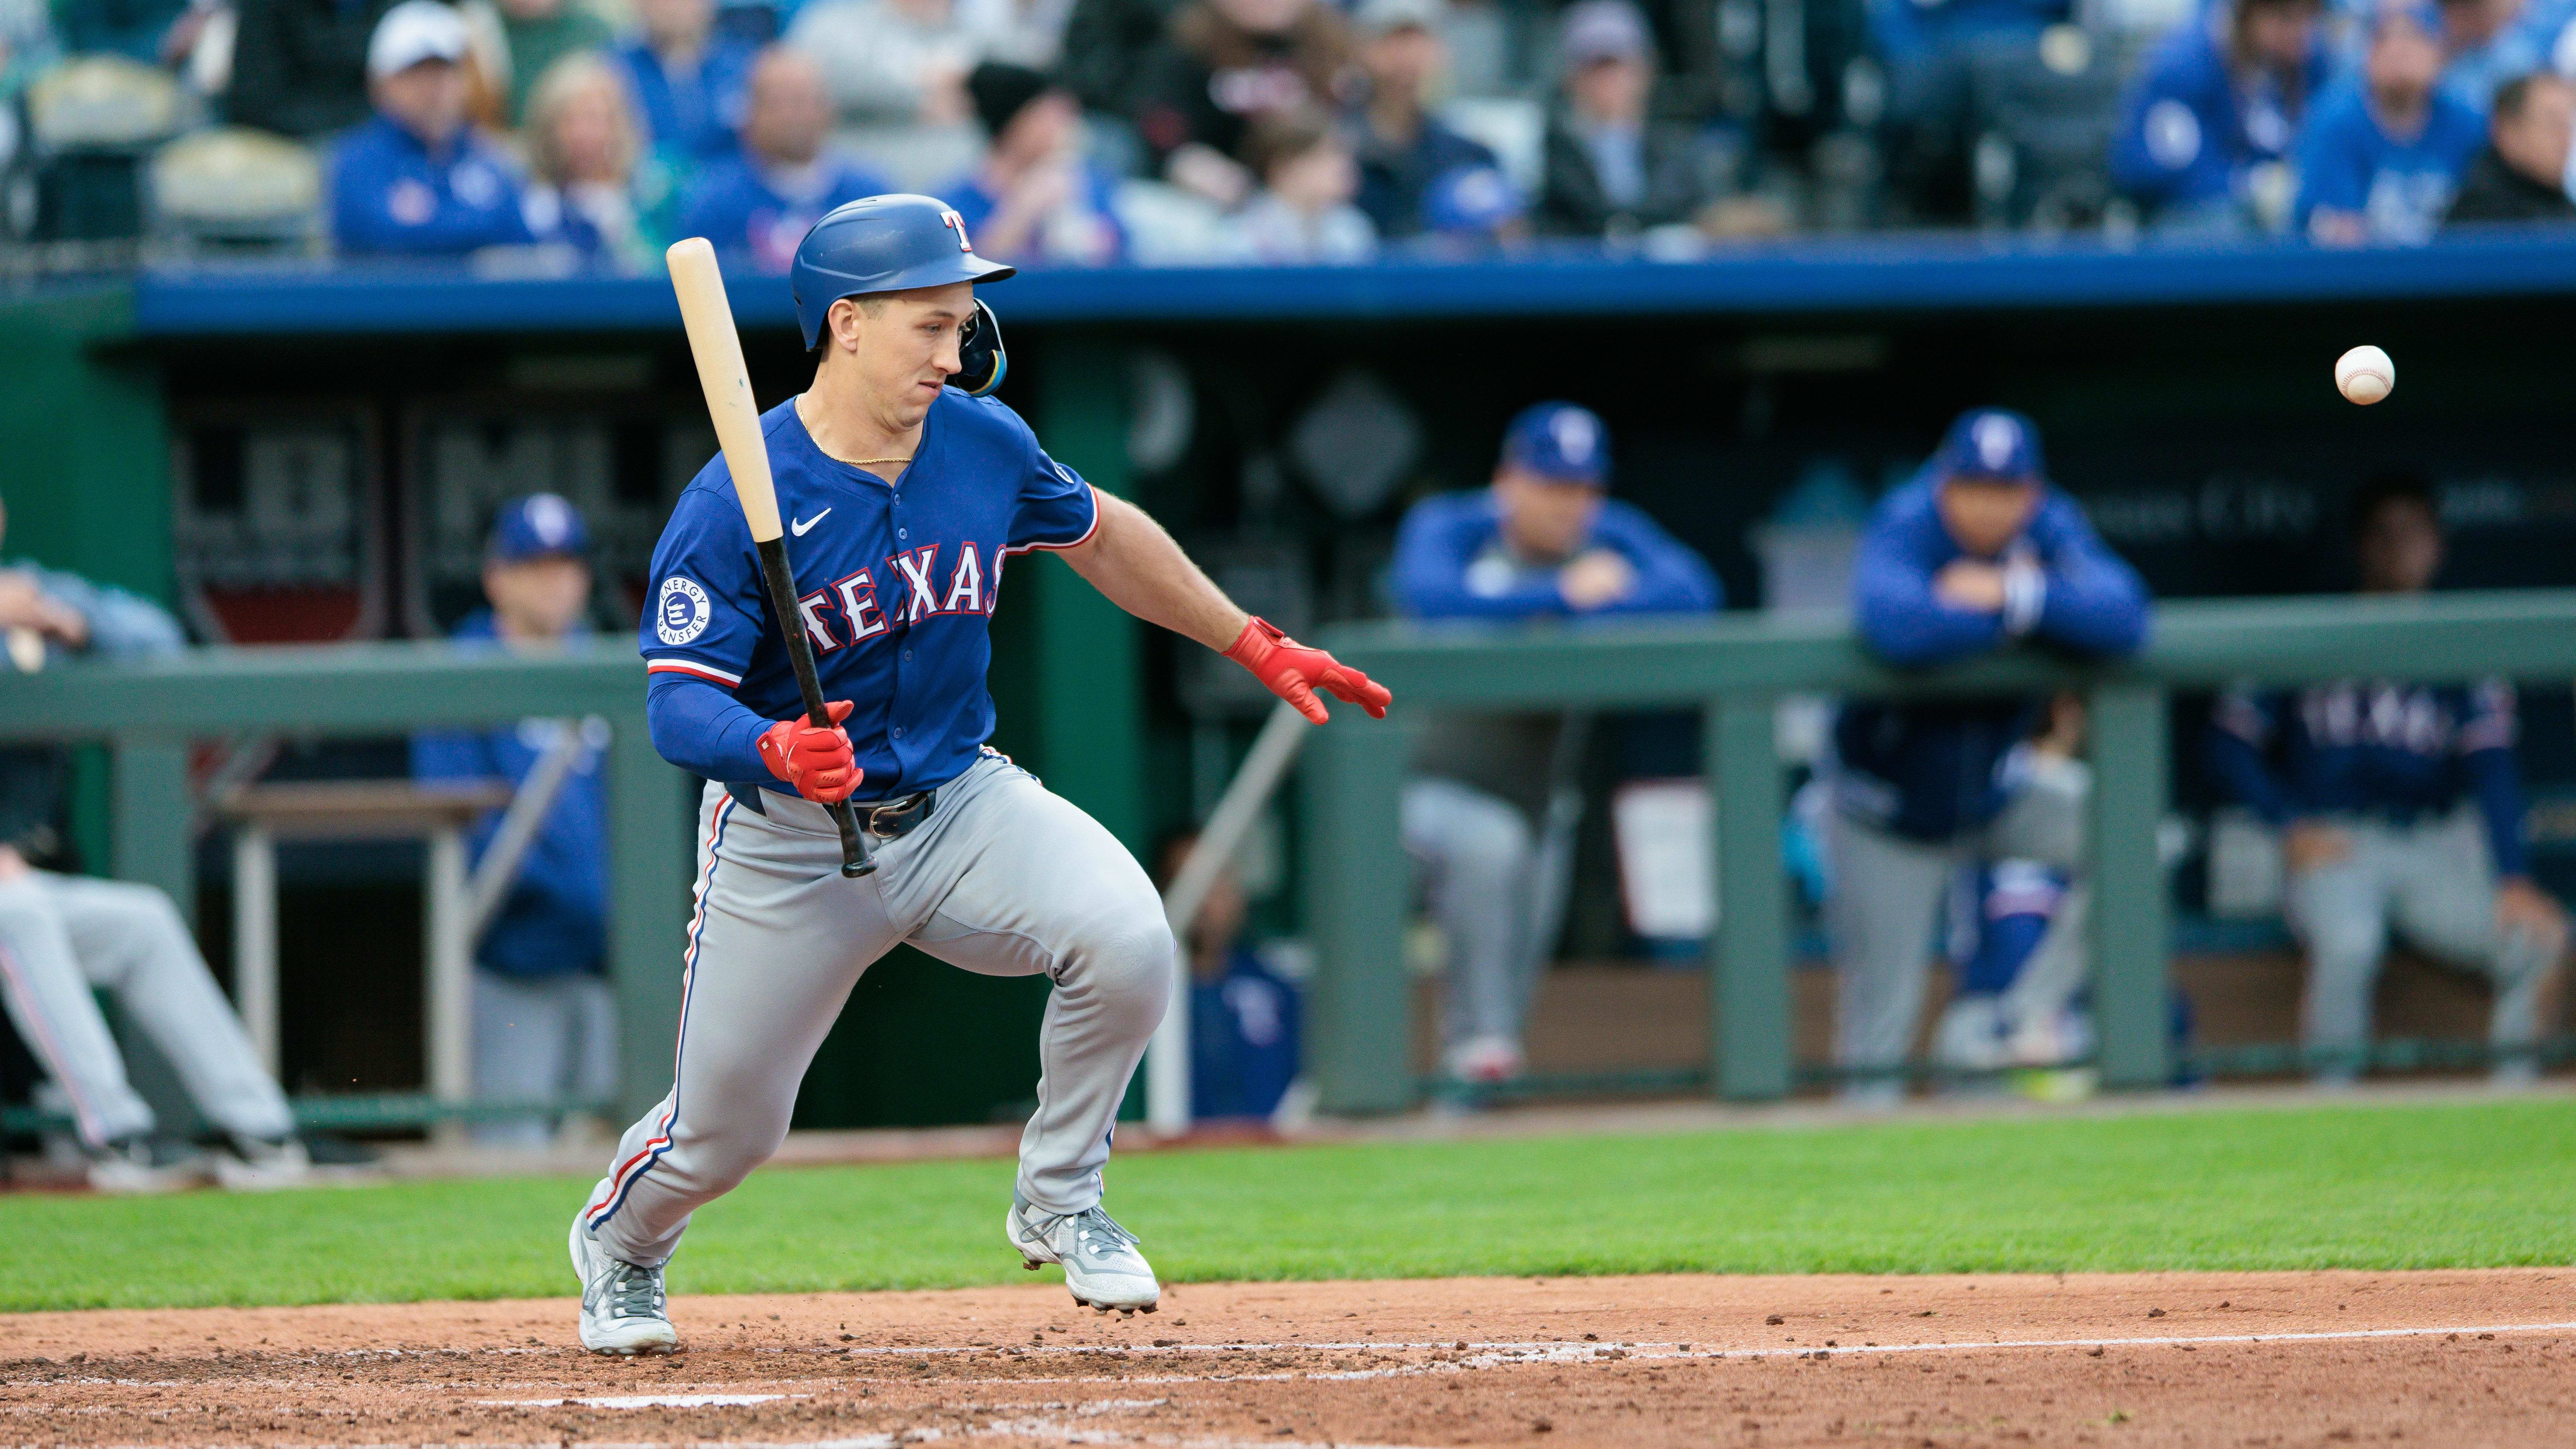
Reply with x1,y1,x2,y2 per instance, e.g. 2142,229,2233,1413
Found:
1190,946,1300,1121
614,37,758,163
2208,679,2528,876
330,116,535,257
939,164,1130,267
677,152,893,273
1390,491,1721,620
410,612,610,978
2293,79,2484,244
2110,18,2325,210
1832,475,2148,842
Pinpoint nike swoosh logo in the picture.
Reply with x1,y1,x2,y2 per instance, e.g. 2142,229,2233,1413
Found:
790,509,829,536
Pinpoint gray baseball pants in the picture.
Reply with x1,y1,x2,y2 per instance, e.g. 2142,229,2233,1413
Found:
472,970,619,1147
0,870,292,1148
1827,759,2090,1104
582,752,1173,1267
2283,809,2558,1083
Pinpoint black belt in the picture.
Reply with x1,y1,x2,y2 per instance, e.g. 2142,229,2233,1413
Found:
726,782,939,841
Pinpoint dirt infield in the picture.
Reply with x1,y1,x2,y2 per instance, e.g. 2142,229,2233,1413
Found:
3,1271,2569,1447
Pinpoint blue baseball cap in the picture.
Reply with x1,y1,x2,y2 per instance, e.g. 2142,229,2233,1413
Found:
1930,407,2045,485
1501,402,1611,486
1426,165,1525,236
489,493,588,563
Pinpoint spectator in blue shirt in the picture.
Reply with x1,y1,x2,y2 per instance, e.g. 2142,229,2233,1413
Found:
2110,0,2330,234
2207,474,2565,1083
936,61,1126,267
1159,833,1301,1124
413,495,617,1147
1392,402,1721,1086
676,46,890,270
615,0,759,165
2297,0,2486,244
2433,0,2571,110
332,0,538,258
1346,0,1498,239
1826,408,2149,1104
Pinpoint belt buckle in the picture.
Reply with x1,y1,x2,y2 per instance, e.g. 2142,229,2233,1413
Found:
864,800,902,838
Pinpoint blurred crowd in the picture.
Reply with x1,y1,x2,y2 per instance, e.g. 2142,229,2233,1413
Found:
3,0,2574,265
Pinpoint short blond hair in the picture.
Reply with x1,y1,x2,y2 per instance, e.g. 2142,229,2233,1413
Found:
522,52,640,187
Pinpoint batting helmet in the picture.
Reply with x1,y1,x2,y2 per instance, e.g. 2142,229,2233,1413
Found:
791,194,1016,350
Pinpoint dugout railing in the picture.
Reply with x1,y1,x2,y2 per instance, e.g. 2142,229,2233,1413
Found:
0,643,697,1132
1302,589,2576,1115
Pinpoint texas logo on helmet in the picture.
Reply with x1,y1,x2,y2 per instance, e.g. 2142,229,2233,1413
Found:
942,210,974,252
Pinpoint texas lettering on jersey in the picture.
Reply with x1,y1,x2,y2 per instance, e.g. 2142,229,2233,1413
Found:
638,389,1099,797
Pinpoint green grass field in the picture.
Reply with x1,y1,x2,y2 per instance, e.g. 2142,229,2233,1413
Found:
4,1097,2573,1313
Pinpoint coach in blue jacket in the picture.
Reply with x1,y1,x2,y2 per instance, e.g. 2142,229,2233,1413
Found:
413,495,614,1146
2208,474,2564,1083
1391,402,1720,1084
331,0,537,258
1827,408,2149,1103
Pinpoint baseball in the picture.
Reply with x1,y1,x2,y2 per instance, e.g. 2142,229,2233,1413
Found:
2336,345,2394,405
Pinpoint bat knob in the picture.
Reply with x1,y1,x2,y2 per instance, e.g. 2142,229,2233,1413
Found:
841,860,876,879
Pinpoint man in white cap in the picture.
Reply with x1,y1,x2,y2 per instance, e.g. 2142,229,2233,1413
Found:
331,0,538,255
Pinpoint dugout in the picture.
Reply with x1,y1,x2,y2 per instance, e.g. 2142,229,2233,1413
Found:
6,230,2576,1131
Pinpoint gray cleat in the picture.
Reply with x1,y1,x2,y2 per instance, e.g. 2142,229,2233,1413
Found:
1006,1194,1160,1313
569,1217,679,1355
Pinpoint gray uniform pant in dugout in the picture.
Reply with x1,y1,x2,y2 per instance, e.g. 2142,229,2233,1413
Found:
1827,756,2091,1102
583,753,1173,1268
2284,808,2556,1081
0,870,292,1148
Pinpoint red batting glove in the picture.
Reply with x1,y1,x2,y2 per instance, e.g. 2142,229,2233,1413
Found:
1222,617,1392,726
757,699,862,804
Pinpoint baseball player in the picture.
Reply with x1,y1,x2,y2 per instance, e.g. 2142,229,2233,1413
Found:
412,495,616,1147
1826,408,2150,1104
2207,472,2565,1084
0,496,307,1192
1389,402,1719,1083
570,194,1391,1355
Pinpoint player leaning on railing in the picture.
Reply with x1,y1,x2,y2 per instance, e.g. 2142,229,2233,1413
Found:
568,195,1392,1355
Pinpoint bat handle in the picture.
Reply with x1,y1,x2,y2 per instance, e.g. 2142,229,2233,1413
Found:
760,539,877,879
826,799,874,878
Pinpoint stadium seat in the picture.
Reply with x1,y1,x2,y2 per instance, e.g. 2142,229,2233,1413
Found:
25,55,190,243
1963,26,2128,233
149,128,325,255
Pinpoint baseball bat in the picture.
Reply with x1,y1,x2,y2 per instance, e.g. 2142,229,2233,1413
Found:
667,237,873,879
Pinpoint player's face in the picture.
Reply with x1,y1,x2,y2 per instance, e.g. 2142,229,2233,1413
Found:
835,283,972,428
1494,468,1603,560
2357,499,2442,594
484,556,593,641
1935,477,2041,557
2238,0,2320,69
2366,13,2442,98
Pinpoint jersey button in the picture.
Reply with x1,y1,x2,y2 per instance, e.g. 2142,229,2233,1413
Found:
902,649,912,662
892,726,904,738
898,528,908,539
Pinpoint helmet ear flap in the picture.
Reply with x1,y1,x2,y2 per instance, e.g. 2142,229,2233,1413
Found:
952,297,1007,398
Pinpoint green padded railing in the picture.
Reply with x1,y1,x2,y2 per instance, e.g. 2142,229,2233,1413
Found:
0,641,699,1124
1306,589,2576,1115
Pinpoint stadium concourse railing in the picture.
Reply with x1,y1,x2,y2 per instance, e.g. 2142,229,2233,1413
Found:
0,643,696,1131
1301,589,2576,1115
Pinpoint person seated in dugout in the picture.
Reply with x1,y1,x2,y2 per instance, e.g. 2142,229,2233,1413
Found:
1157,832,1300,1124
2207,473,2567,1084
1388,401,1720,1085
331,0,538,257
1824,408,2150,1106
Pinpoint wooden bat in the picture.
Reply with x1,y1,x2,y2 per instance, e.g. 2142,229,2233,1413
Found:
667,237,872,878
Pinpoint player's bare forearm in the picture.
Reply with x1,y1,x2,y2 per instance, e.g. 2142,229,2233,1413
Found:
1060,492,1249,653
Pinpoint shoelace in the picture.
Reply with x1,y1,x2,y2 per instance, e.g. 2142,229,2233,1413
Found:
1066,1207,1140,1263
604,1260,664,1321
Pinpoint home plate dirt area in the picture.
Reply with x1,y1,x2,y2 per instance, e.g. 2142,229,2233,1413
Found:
4,1272,2570,1448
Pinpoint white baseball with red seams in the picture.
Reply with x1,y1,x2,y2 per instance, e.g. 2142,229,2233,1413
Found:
2336,345,2394,405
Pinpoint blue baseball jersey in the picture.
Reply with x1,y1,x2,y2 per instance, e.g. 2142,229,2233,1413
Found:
2207,679,2528,875
412,611,610,979
330,116,537,258
1832,471,2149,842
2293,80,2484,244
678,152,893,273
2110,18,2326,211
639,389,1099,800
1189,946,1301,1121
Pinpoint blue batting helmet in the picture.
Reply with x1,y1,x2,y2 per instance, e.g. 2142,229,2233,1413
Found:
790,194,1015,350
